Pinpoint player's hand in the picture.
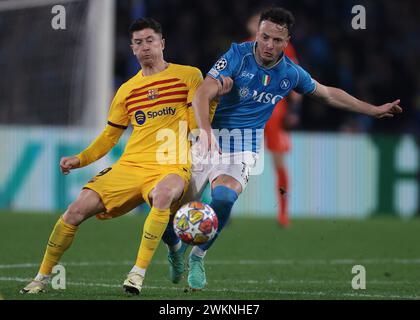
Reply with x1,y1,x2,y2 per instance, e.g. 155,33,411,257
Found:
216,75,233,96
373,99,403,118
60,156,80,175
196,128,221,159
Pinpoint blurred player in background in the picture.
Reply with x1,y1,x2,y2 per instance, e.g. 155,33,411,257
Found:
246,10,302,227
170,6,402,291
20,18,229,296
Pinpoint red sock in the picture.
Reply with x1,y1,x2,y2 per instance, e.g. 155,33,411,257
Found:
277,165,289,225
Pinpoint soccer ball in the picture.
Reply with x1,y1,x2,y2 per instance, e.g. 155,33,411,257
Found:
173,202,218,245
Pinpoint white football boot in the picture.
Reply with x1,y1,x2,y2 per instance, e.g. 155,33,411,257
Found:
123,272,144,295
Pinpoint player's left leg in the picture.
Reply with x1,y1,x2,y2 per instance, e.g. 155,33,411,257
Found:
162,220,189,284
265,106,291,227
20,189,105,294
123,173,186,295
271,151,289,227
187,174,241,290
186,151,256,290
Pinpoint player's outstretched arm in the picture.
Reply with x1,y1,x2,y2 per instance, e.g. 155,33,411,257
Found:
193,75,233,130
60,124,125,175
192,76,232,154
309,80,403,118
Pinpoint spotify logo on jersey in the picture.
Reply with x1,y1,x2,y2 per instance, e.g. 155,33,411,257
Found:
134,110,146,125
134,107,176,125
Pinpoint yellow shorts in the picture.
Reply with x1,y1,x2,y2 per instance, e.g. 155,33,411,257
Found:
83,162,190,220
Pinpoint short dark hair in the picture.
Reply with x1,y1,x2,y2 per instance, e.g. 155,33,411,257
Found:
259,7,295,33
128,17,163,38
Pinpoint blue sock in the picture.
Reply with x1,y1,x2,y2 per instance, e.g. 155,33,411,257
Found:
198,185,238,252
161,216,180,247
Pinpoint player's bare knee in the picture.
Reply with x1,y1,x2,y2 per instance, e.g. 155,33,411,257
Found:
153,182,184,208
152,188,174,209
63,202,88,225
225,183,242,195
212,175,242,194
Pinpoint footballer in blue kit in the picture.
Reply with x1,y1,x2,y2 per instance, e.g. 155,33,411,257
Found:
162,7,402,291
209,41,316,153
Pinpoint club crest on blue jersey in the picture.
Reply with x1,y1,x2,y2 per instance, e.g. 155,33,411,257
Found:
280,78,291,90
134,110,146,125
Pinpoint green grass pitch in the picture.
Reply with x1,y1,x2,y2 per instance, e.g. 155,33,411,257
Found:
1,212,419,300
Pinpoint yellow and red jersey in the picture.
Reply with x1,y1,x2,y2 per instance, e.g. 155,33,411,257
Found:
108,63,204,166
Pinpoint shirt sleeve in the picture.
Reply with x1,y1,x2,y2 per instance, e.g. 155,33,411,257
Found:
207,43,241,80
76,124,125,168
186,67,204,106
185,68,204,131
293,64,316,95
186,67,219,132
107,86,130,128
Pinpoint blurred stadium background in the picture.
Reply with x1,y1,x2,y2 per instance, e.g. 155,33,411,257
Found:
0,0,418,218
0,0,419,300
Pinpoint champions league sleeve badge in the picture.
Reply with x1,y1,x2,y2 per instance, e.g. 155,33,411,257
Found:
214,58,228,71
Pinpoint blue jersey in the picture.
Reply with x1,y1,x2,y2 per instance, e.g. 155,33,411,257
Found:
208,41,316,153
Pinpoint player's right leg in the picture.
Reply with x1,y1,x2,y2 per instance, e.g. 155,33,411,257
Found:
20,189,105,294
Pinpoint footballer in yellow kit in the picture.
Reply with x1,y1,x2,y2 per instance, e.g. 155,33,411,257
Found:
20,17,226,296
84,63,201,220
